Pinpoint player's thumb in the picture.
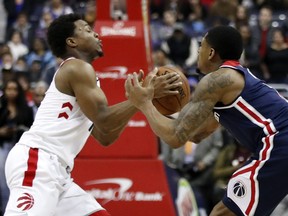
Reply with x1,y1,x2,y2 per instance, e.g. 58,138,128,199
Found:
150,67,158,76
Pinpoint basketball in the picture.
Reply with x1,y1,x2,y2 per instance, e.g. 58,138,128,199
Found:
152,66,191,115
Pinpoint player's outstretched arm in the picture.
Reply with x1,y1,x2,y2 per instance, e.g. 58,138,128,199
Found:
60,60,136,146
65,61,182,146
125,68,241,148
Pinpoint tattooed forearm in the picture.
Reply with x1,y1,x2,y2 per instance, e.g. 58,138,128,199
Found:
175,100,215,143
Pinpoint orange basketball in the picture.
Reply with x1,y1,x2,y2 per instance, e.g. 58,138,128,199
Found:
152,66,191,115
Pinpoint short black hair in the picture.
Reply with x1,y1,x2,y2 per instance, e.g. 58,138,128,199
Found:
47,13,82,58
205,25,243,60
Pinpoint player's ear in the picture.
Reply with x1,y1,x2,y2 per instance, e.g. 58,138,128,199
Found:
208,48,216,60
66,37,77,48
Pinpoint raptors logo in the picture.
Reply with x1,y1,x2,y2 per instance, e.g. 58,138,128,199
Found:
233,181,246,198
17,193,34,211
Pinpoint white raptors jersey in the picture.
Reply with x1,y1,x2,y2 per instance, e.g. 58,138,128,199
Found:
18,58,94,170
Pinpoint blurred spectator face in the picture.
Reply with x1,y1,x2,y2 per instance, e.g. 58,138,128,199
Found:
33,87,46,107
5,80,19,101
163,10,177,26
85,0,96,26
259,7,272,26
273,30,285,44
1,53,13,69
0,44,11,55
11,32,22,44
17,75,30,92
239,25,251,41
189,0,200,4
52,0,62,7
153,50,168,66
30,61,41,72
42,12,53,27
14,58,28,72
17,13,28,27
33,38,45,52
236,5,247,20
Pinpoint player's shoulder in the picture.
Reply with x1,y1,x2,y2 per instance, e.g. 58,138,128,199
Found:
62,58,93,72
200,68,234,86
206,67,243,85
196,67,244,99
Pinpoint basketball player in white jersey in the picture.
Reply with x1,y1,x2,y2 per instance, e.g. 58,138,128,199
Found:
4,14,182,216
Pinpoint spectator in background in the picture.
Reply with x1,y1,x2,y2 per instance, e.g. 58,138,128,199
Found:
83,0,96,27
0,79,33,214
41,57,62,86
238,24,262,79
5,12,35,48
30,80,48,117
0,52,14,87
208,0,238,26
16,72,33,105
180,0,207,23
232,4,250,29
42,0,73,20
3,0,35,29
150,9,178,49
161,23,199,72
6,30,28,62
25,37,56,72
149,0,166,20
152,49,173,67
181,0,207,37
28,60,42,86
250,5,275,60
35,11,54,41
110,0,128,21
182,127,224,213
0,52,13,72
262,28,288,84
160,125,224,214
13,56,28,74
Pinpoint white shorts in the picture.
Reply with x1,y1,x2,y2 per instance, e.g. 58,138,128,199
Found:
4,144,105,216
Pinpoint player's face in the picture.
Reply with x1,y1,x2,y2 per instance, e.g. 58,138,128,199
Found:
73,20,103,58
197,36,211,74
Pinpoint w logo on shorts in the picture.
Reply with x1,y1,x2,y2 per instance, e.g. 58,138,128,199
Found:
233,181,246,198
17,193,34,211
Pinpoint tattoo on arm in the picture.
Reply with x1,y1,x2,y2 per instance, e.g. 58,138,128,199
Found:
207,71,234,93
174,71,231,143
175,100,214,143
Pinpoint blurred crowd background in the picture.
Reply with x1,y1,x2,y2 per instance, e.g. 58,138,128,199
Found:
1,0,288,215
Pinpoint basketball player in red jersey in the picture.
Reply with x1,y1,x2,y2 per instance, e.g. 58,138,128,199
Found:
4,14,181,216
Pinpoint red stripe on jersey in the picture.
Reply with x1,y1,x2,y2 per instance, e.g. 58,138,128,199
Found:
22,148,39,187
237,101,274,134
245,136,272,215
232,135,272,215
222,60,240,67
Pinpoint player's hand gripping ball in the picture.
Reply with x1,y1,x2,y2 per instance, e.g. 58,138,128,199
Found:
152,66,190,115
